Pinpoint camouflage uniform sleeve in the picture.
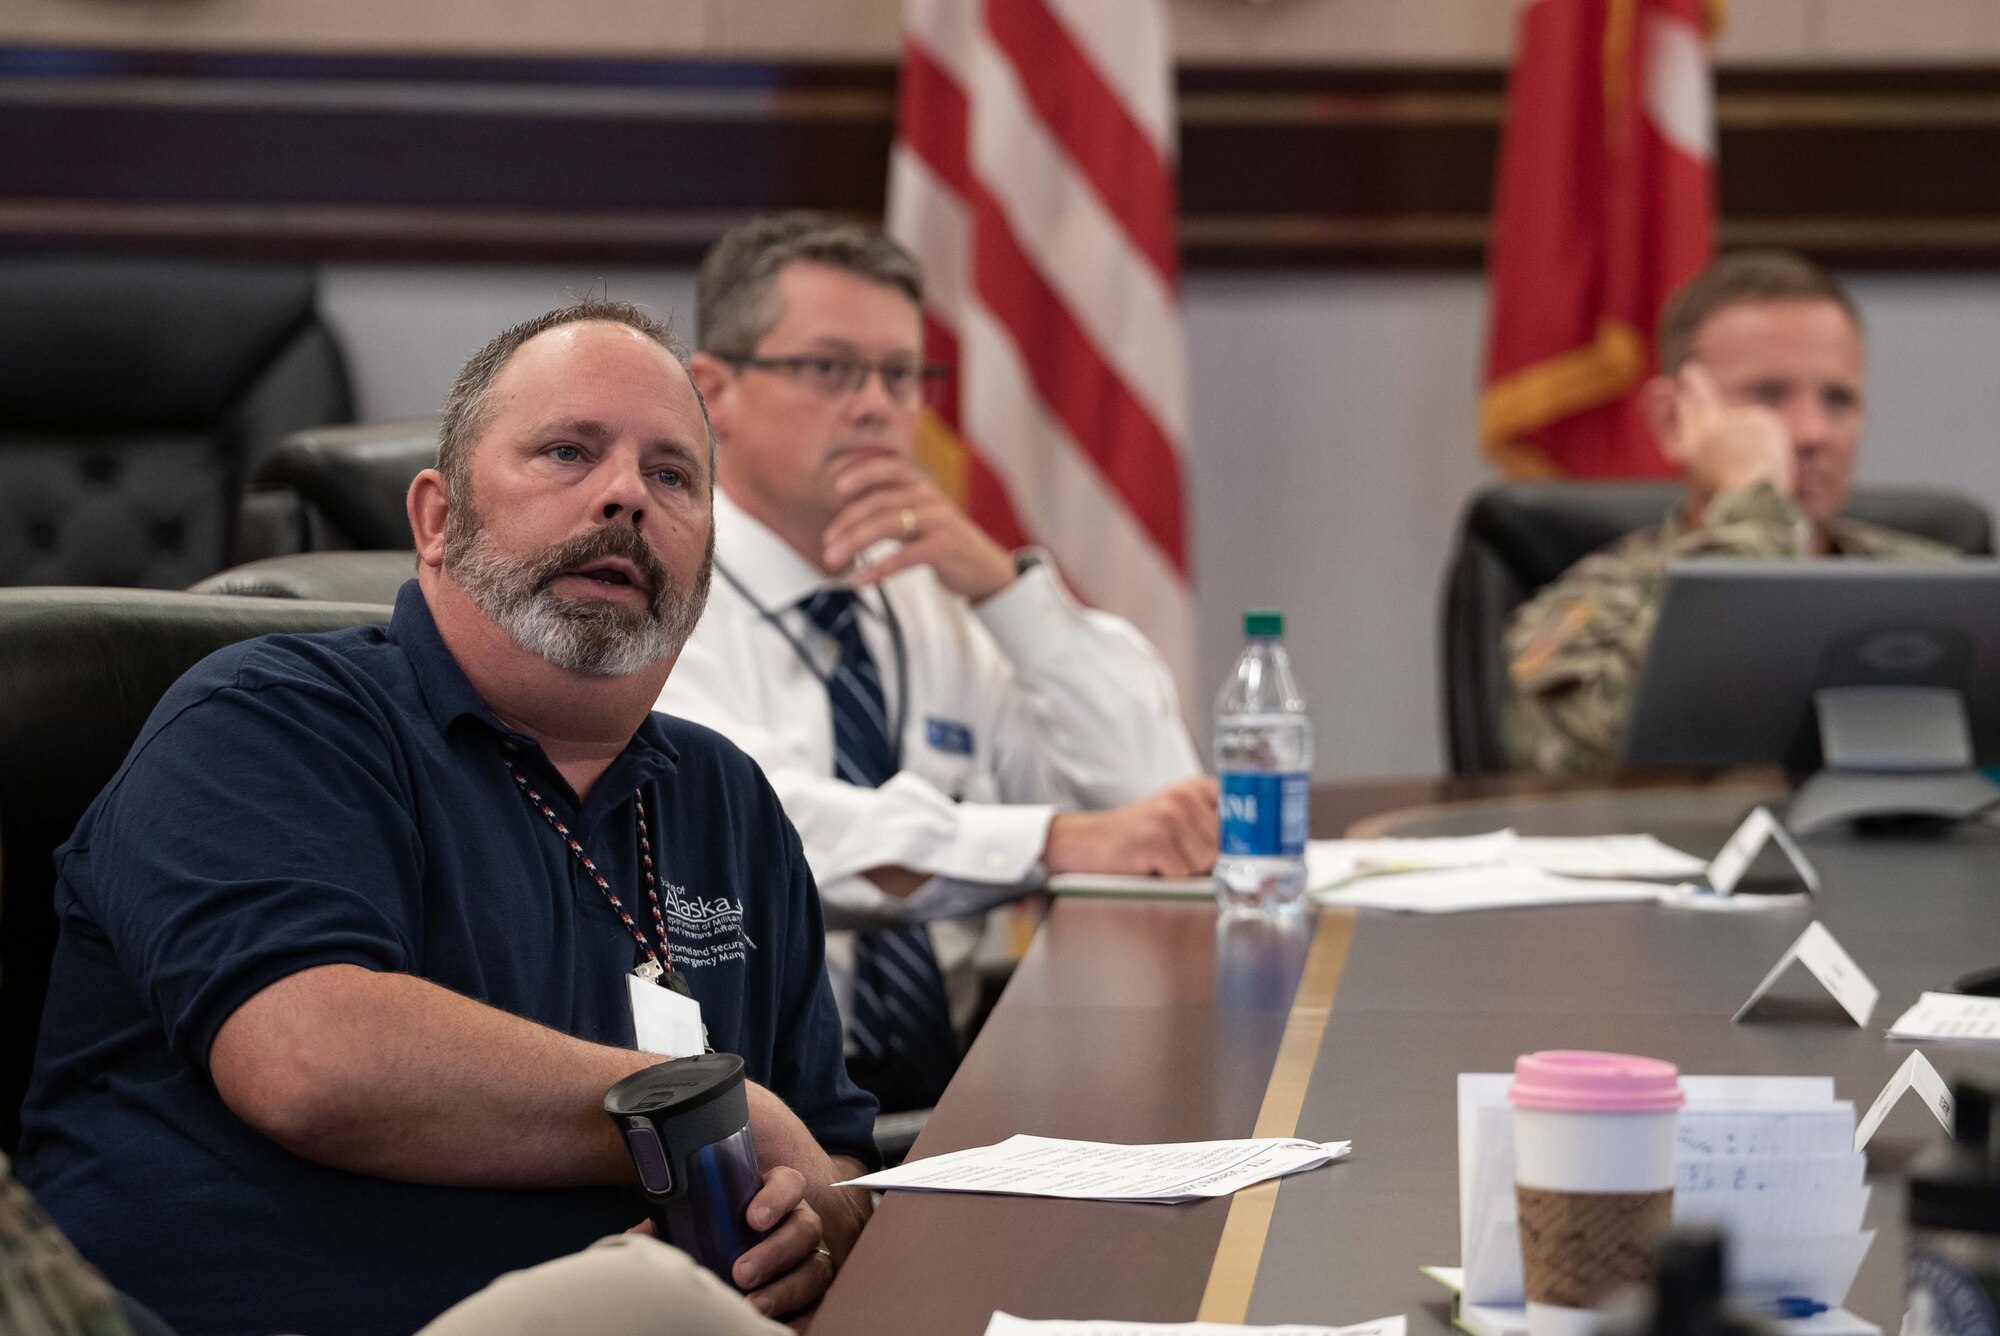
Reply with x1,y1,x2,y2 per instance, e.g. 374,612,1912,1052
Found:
0,1155,133,1336
1502,483,1811,773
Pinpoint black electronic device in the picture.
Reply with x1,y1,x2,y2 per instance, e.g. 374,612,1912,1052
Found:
1621,561,2000,833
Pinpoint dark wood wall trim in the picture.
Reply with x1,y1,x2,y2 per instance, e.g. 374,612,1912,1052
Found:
3,49,1998,270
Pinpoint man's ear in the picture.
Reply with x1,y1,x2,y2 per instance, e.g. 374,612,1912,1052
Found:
408,468,452,569
686,353,733,440
1639,373,1684,464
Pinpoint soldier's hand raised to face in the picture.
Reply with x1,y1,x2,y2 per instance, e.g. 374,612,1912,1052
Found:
1667,364,1796,499
820,451,1018,602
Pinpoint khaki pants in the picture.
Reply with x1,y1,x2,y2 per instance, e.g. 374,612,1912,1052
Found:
415,1236,786,1336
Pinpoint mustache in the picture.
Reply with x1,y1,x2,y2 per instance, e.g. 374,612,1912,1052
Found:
530,525,674,615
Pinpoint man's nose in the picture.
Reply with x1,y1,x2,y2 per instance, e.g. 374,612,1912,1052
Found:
591,455,650,525
1783,397,1833,452
844,364,902,420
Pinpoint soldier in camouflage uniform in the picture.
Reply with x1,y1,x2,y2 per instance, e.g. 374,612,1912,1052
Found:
1505,251,1959,773
0,1155,132,1336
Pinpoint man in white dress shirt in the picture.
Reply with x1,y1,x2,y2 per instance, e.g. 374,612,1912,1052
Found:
658,213,1214,1111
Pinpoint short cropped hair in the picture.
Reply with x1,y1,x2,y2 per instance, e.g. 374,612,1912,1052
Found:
1656,250,1861,374
696,212,924,354
437,299,697,497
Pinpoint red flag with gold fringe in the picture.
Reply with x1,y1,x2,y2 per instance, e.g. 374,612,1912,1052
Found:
1482,0,1722,478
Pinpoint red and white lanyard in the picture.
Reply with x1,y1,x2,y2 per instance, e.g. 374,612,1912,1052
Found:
505,759,687,994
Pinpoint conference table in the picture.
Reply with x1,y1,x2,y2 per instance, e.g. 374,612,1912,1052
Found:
811,771,2000,1334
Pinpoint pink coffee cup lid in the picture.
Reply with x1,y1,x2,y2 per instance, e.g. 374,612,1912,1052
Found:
1508,1050,1684,1113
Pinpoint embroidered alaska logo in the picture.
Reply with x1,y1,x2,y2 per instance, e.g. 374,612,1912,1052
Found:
660,881,754,968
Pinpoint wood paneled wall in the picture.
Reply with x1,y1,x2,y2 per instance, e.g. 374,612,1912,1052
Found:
3,48,1997,271
7,0,2000,65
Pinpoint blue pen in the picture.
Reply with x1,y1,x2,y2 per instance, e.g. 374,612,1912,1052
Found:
1765,1297,1829,1319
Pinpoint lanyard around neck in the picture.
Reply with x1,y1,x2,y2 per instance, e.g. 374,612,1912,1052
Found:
504,756,680,983
714,558,909,770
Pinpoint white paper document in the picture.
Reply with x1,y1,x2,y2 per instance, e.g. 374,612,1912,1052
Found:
1887,990,2000,1044
839,1134,1352,1203
1506,834,1710,879
984,1314,1405,1336
1048,831,1705,902
1732,922,1879,1027
1310,830,1704,886
1319,866,1668,914
1854,1050,1956,1150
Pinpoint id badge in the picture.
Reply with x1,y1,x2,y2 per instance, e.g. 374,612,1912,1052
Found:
628,971,707,1057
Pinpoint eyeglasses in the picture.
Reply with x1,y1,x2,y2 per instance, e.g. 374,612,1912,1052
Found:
719,353,949,407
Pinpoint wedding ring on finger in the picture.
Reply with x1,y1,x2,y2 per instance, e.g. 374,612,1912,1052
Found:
899,507,918,539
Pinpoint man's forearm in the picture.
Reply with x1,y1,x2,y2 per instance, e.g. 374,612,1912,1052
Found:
212,965,839,1198
745,1083,872,1260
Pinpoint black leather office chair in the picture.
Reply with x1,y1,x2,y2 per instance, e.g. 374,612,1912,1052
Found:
0,588,390,1152
234,419,436,561
191,551,416,605
1440,481,1996,775
0,257,352,589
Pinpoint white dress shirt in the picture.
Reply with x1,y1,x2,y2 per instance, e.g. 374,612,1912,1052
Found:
656,490,1201,1034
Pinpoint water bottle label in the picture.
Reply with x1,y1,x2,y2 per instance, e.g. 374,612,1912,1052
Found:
1219,772,1308,857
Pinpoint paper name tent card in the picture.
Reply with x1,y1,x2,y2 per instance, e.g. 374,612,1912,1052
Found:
1855,1050,1955,1151
1732,922,1879,1027
838,1133,1351,1203
984,1315,1407,1336
1706,807,1821,897
1451,1073,1875,1323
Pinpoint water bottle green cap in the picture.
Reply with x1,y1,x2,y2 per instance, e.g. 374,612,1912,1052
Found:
1244,610,1283,637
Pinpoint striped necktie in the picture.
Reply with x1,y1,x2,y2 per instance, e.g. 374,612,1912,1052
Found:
799,589,958,1108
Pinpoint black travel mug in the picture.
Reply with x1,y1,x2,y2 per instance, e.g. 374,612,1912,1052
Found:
605,1053,767,1284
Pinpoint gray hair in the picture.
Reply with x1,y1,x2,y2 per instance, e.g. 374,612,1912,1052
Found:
437,298,706,498
697,212,925,354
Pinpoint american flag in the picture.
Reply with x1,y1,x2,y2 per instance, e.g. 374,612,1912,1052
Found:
887,0,1194,696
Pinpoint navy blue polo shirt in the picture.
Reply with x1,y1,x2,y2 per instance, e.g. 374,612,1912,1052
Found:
17,581,876,1336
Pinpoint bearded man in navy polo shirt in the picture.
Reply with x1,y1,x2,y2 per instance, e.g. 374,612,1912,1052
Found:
16,301,876,1336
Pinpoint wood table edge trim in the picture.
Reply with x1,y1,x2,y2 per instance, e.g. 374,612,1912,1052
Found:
1195,907,1359,1322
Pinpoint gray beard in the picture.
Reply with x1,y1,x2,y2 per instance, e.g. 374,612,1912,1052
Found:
444,502,711,678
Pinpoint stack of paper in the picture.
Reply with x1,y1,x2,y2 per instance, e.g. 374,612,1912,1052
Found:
1316,866,1669,914
1315,831,1707,885
1448,1074,1877,1335
838,1133,1351,1204
1046,830,1706,907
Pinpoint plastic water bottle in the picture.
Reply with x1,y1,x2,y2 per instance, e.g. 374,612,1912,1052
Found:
1214,610,1313,913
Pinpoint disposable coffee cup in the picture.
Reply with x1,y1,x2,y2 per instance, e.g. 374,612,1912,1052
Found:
1510,1050,1685,1336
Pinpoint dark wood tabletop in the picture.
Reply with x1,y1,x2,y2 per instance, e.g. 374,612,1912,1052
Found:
809,771,1998,1334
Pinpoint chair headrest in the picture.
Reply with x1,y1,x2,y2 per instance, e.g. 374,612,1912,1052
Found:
1465,480,1995,589
249,420,440,550
0,257,325,430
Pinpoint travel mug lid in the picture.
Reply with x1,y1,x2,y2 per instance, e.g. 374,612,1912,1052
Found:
604,1052,746,1119
1508,1050,1685,1113
1909,1082,2000,1234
